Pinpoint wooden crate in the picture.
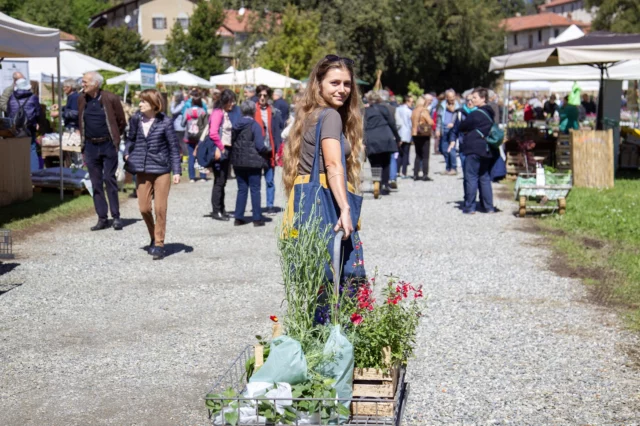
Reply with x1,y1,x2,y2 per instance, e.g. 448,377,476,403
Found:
570,130,614,188
0,137,33,207
556,134,572,170
352,366,399,417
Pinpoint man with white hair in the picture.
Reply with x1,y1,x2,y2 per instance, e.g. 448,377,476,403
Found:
272,88,289,122
0,71,25,113
244,85,258,103
78,71,127,231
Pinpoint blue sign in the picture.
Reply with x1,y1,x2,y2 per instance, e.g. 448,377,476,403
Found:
140,63,157,89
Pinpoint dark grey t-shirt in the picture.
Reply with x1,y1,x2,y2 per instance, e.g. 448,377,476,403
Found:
298,108,351,175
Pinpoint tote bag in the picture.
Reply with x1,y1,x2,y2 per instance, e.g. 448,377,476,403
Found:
292,109,365,283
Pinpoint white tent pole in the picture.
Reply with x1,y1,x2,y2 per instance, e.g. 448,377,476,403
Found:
57,55,64,200
124,82,129,104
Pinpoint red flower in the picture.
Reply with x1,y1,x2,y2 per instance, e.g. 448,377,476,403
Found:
350,313,363,325
270,315,279,323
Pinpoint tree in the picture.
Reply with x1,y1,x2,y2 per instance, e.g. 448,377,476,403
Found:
497,0,527,17
587,0,640,33
163,22,191,73
14,0,105,35
78,26,152,71
186,0,226,78
256,5,334,79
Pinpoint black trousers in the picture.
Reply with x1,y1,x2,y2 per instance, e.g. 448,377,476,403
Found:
413,136,430,178
368,152,391,189
85,140,120,221
397,142,411,176
211,149,231,214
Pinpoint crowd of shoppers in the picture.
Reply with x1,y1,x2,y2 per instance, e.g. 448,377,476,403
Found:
18,64,506,262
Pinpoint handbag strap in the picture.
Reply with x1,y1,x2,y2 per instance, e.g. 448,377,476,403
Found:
474,108,493,139
310,108,347,188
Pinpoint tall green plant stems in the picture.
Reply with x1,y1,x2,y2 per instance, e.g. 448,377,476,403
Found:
278,206,331,354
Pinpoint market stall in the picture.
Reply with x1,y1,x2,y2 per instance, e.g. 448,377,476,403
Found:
209,67,301,89
0,12,60,206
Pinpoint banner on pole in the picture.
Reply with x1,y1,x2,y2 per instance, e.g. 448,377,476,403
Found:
140,63,156,89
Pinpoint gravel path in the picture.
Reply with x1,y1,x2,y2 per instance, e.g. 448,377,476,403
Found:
1,152,639,425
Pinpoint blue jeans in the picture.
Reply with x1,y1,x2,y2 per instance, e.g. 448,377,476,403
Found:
235,168,262,221
30,140,40,171
264,166,275,208
439,139,457,171
389,152,398,181
186,143,205,180
463,154,493,213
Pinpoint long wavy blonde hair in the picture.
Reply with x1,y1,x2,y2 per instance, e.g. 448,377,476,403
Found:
283,57,363,196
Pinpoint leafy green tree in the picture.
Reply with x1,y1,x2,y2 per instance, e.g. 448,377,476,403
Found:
163,22,191,73
587,0,640,33
14,0,105,35
497,0,527,17
186,0,226,78
256,5,334,79
78,26,152,71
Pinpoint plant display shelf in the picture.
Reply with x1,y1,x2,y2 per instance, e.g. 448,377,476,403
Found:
205,345,410,426
515,173,572,218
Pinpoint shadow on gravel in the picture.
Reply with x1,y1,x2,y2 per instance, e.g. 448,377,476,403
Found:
0,283,22,296
0,262,19,277
163,243,194,257
117,218,142,228
446,200,465,211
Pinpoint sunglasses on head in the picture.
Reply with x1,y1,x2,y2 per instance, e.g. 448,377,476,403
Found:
325,55,355,66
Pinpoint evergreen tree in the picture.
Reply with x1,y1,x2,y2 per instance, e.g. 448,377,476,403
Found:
78,26,152,71
186,0,226,78
587,0,640,33
163,22,190,73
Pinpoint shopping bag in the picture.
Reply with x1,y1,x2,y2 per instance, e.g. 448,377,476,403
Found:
249,336,308,385
291,109,365,284
316,324,354,423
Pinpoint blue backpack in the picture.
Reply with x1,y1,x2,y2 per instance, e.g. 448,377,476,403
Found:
475,108,504,148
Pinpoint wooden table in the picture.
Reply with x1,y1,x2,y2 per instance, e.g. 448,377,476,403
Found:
41,145,81,168
0,137,32,206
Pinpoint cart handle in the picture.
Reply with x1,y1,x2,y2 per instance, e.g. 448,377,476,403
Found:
333,228,345,319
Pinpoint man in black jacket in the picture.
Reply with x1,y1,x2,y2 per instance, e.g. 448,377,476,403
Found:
79,71,127,231
459,87,496,214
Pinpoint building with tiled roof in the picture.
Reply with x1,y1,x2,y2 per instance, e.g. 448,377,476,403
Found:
538,0,598,24
501,12,590,53
88,0,268,65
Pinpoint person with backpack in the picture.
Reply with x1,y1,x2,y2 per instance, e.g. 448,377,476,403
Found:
7,78,41,171
208,89,240,221
231,100,269,227
458,87,499,214
124,89,181,260
181,90,208,182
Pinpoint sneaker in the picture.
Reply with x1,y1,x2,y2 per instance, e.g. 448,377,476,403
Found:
462,210,476,215
189,179,195,183
448,170,458,176
151,246,165,260
389,180,398,189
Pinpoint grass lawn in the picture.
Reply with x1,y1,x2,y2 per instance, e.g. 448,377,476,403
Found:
0,184,136,233
537,178,640,330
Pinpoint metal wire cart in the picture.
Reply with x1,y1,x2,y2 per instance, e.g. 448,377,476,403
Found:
205,345,409,425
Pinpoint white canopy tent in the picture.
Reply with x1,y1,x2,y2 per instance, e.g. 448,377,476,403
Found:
0,12,59,57
0,13,66,199
161,70,212,88
491,32,640,129
12,42,126,87
549,24,584,45
210,67,300,89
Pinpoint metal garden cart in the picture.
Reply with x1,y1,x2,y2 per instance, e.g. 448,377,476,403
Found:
515,173,573,217
205,232,410,425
